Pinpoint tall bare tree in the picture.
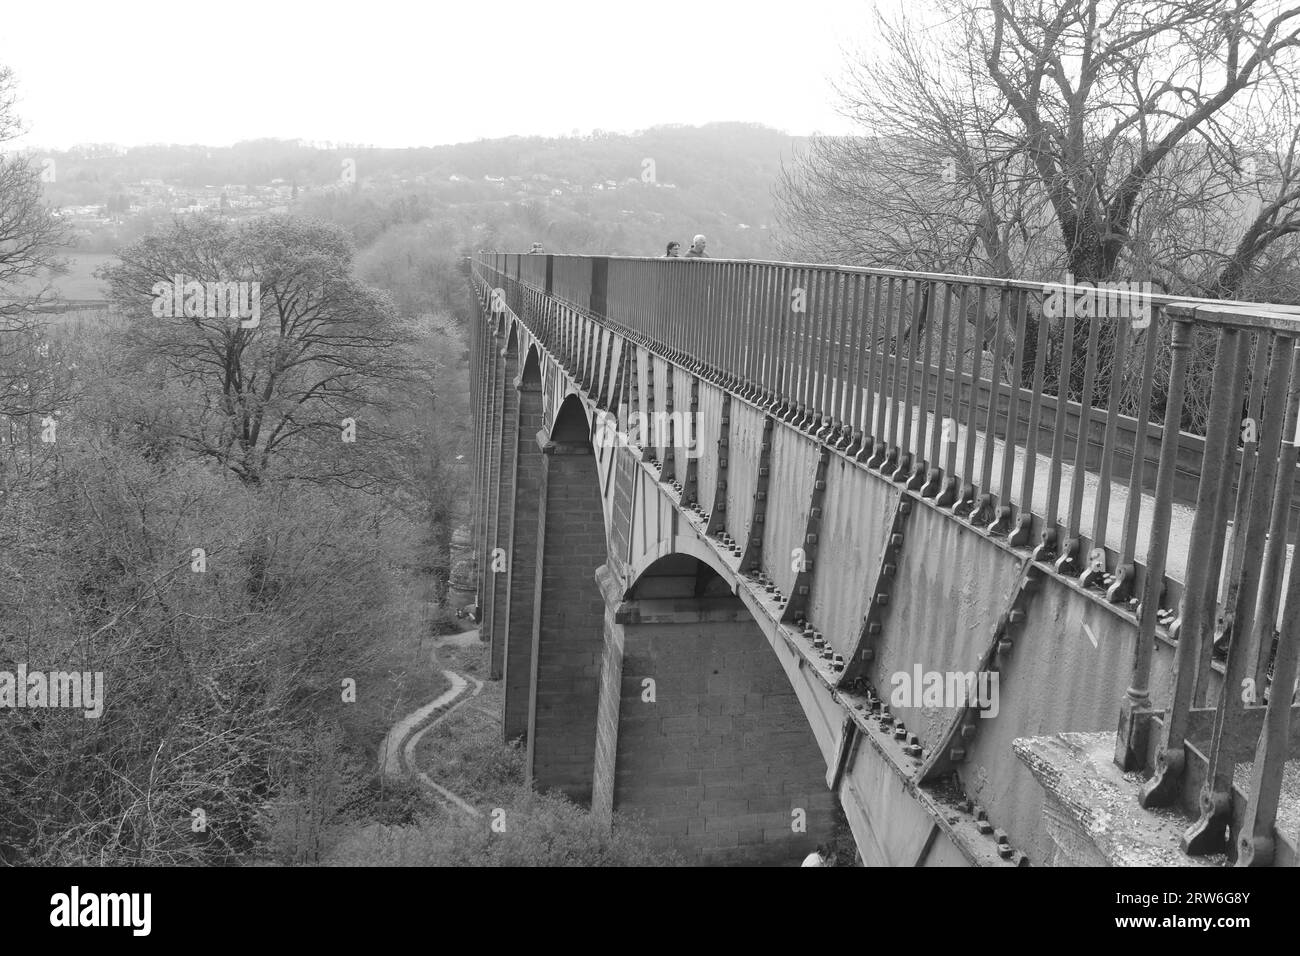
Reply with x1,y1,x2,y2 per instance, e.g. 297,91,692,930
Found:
0,65,71,493
0,66,66,335
101,215,418,488
778,0,1300,299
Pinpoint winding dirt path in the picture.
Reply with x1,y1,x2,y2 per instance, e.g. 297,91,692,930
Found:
377,627,485,817
405,673,483,817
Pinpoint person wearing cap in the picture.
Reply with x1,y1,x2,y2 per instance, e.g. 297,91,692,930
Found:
685,235,708,257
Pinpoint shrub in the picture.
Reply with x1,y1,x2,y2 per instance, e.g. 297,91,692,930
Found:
326,786,681,867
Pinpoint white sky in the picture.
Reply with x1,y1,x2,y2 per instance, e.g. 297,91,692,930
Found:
0,0,879,149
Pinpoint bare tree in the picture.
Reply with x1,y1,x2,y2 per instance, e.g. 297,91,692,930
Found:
983,0,1300,288
777,13,1054,277
101,215,419,488
778,0,1300,299
1207,97,1300,295
0,66,66,337
0,65,71,495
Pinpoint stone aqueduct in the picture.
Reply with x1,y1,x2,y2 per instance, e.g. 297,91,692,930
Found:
467,252,1300,867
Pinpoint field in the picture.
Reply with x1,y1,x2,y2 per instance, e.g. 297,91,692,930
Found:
6,251,114,300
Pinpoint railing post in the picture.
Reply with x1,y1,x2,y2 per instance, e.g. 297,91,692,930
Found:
1141,326,1245,811
1183,329,1292,857
1238,371,1300,864
1115,319,1191,771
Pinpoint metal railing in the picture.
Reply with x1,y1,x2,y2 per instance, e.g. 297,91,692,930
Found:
471,251,1300,864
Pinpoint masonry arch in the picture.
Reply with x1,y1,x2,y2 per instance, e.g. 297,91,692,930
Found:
591,551,838,865
519,340,541,385
549,391,594,443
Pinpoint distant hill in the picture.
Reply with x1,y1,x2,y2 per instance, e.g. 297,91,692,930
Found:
28,124,809,262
